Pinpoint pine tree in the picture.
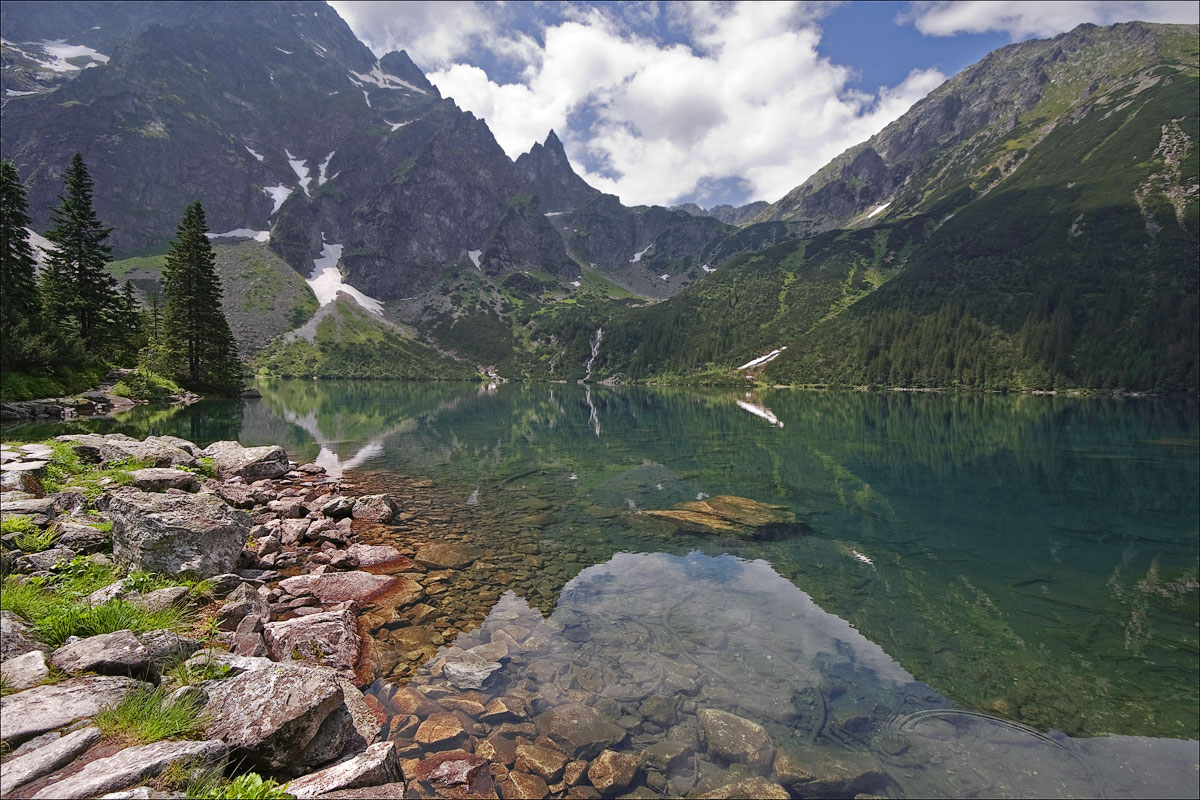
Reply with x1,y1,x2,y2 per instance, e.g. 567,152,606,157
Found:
0,160,41,336
44,153,120,352
161,201,241,393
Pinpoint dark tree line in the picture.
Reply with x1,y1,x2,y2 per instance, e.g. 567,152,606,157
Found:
0,155,241,397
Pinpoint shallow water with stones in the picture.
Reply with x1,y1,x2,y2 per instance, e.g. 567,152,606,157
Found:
5,380,1197,797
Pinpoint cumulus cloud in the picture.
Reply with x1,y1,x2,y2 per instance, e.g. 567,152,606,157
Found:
903,1,1199,40
424,2,945,207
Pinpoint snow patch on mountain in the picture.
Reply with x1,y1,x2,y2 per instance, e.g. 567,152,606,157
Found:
285,149,311,196
737,347,787,370
866,202,890,219
350,64,427,94
468,250,482,270
34,40,109,72
387,120,410,132
245,145,264,162
263,184,291,214
207,229,270,242
630,245,651,263
307,240,384,314
318,151,337,185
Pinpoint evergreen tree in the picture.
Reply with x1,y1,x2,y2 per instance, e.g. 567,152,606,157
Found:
44,153,120,352
161,201,241,393
0,160,41,335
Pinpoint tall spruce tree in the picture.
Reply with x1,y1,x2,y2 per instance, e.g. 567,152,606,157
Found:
0,160,41,336
44,153,120,352
161,201,241,393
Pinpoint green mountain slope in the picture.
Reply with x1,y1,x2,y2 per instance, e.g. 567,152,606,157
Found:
576,22,1198,393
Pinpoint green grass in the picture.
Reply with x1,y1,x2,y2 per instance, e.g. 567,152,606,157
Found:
186,770,295,800
164,654,231,687
94,684,208,745
33,598,189,647
41,441,150,497
0,365,107,403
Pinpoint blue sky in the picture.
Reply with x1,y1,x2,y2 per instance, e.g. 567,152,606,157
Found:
331,1,1198,208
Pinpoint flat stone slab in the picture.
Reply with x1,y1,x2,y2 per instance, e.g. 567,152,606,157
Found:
0,676,149,744
0,726,101,795
51,629,153,680
128,468,199,492
1,648,51,690
279,571,397,604
345,543,404,566
640,495,796,536
286,741,402,798
414,541,480,569
31,738,227,800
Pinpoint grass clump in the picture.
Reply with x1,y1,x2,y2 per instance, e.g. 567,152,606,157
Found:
94,684,208,745
165,655,231,687
33,598,188,647
41,442,150,497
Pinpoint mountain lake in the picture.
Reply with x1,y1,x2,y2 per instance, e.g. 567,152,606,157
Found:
5,381,1197,798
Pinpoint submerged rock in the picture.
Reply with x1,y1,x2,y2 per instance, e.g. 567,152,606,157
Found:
535,703,626,760
639,495,797,537
443,654,503,690
413,750,497,799
587,749,639,794
415,541,480,569
699,708,776,769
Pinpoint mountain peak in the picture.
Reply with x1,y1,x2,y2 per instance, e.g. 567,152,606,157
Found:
515,129,598,213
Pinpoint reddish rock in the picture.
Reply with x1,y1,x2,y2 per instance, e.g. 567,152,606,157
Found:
498,771,549,799
698,708,775,769
415,542,480,569
514,743,567,783
587,749,639,795
563,760,588,786
416,712,467,747
279,571,397,604
414,750,498,799
475,735,518,766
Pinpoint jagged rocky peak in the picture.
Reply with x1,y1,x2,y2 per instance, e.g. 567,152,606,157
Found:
514,129,601,213
673,201,770,226
379,50,439,96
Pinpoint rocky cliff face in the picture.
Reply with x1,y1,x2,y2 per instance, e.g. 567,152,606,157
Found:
754,22,1195,231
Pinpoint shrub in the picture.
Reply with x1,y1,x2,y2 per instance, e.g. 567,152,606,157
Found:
13,526,61,553
110,369,183,401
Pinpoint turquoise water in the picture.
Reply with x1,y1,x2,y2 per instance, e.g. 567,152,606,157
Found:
7,381,1197,796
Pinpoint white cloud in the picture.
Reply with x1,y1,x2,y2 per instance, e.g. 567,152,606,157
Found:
904,1,1199,39
424,2,946,206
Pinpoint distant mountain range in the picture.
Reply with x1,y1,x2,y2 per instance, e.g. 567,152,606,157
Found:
2,3,1195,392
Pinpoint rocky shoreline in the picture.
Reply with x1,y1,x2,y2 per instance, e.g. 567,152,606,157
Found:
1,433,410,798
0,370,205,423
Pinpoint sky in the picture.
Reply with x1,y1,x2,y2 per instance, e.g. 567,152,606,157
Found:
329,0,1199,209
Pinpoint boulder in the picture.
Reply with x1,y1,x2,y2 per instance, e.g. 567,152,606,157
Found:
286,741,402,798
0,676,149,744
50,630,154,680
14,546,76,574
136,629,200,668
263,609,362,676
54,433,111,462
100,439,195,469
514,743,567,782
499,771,549,799
321,496,356,518
147,435,201,457
232,613,268,657
31,738,227,800
128,468,200,492
415,712,466,747
587,749,639,795
216,582,270,631
345,543,404,566
351,494,396,523
696,777,790,799
86,578,136,607
698,708,775,770
0,726,101,796
204,661,353,776
0,648,50,691
415,542,480,570
639,495,797,537
534,704,627,760
50,519,111,553
413,750,497,799
108,491,251,577
200,441,289,481
130,585,191,613
1,610,49,658
443,654,503,690
279,571,397,604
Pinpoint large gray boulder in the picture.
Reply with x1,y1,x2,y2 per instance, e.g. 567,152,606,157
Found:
263,609,362,676
128,468,200,492
0,676,150,744
50,630,154,680
0,649,50,690
204,661,354,776
100,438,195,468
108,491,251,577
200,441,289,480
31,738,227,799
